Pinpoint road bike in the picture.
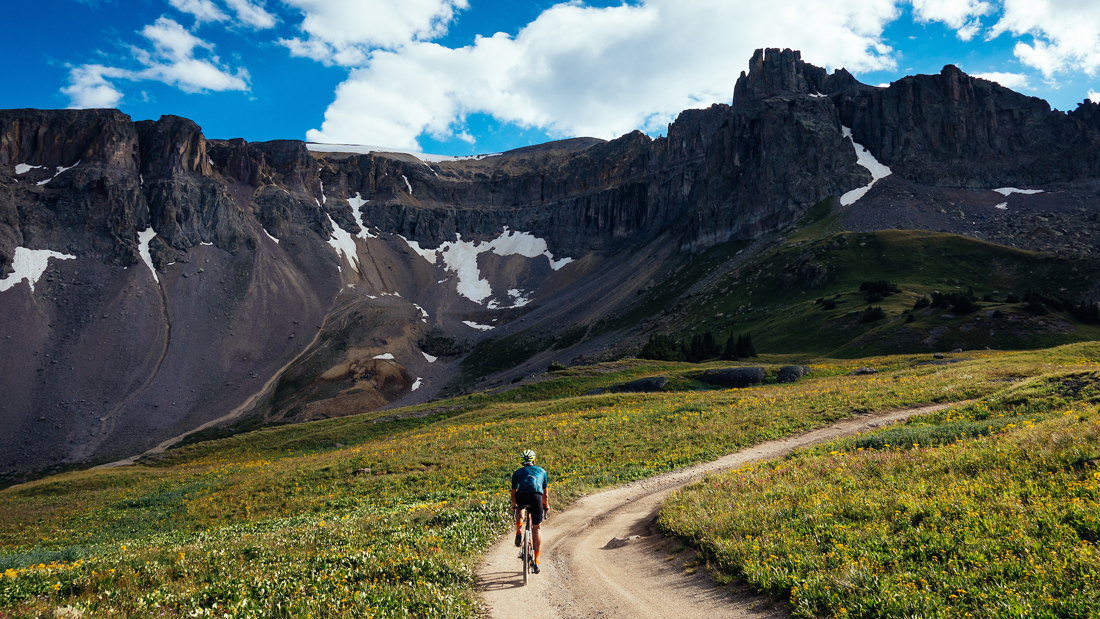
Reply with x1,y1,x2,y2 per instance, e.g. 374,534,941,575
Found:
519,507,535,585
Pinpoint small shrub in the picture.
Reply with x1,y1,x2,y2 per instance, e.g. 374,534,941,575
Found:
905,314,916,324
822,299,837,310
860,306,886,323
952,295,979,314
547,361,567,372
1006,293,1020,303
913,296,931,310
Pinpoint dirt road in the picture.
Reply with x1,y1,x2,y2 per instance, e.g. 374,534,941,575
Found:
477,404,956,618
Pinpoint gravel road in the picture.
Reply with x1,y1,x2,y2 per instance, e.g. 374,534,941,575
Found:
478,403,957,618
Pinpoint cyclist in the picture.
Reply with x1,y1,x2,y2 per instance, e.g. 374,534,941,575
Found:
511,449,550,573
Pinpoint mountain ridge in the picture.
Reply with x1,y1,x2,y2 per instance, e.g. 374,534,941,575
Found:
3,48,1100,482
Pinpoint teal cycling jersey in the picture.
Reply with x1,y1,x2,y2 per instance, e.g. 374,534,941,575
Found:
511,465,548,494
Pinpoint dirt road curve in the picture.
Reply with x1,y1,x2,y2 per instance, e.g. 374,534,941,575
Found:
477,404,956,618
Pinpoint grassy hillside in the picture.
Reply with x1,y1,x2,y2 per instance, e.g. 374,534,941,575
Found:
3,344,1100,617
659,227,1100,358
661,370,1100,618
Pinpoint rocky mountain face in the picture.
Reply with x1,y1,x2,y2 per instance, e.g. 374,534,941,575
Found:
3,48,1100,482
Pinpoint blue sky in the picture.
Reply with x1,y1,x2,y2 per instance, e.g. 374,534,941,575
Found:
3,0,1099,156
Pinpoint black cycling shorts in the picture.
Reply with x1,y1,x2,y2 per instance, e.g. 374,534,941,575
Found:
515,491,545,525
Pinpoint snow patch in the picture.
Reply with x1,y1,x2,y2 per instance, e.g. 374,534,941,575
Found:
137,228,159,283
422,351,437,363
398,228,573,304
809,93,828,98
263,227,280,244
840,128,892,206
994,187,1044,196
36,161,80,186
401,174,412,195
413,303,429,323
348,193,377,239
326,215,360,273
0,247,76,293
373,353,395,360
320,180,326,204
399,235,441,264
506,289,531,307
200,242,213,246
463,320,495,331
994,203,1008,210
15,164,42,175
411,378,423,391
208,158,214,166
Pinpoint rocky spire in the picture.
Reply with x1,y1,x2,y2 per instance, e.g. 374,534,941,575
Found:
733,48,828,104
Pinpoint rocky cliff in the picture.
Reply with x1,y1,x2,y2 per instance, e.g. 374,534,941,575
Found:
3,48,1100,482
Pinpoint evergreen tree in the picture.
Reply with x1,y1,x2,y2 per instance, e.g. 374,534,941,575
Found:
702,331,720,359
721,333,739,361
639,334,683,361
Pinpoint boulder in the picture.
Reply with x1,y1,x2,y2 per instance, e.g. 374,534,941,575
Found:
777,365,810,383
849,367,878,376
701,367,765,388
613,377,669,393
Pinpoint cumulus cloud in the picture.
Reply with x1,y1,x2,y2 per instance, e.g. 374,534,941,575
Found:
224,0,277,29
169,0,275,28
61,65,128,108
1090,89,1100,103
910,0,994,40
306,0,900,149
279,0,468,65
62,16,249,108
973,70,1030,89
168,0,229,24
990,0,1100,78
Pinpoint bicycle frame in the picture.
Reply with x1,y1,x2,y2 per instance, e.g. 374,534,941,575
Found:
519,507,533,585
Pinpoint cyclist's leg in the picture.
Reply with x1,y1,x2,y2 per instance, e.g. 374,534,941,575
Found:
528,495,545,562
514,506,525,546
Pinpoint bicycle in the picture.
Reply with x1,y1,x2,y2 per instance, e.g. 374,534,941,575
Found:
519,507,535,585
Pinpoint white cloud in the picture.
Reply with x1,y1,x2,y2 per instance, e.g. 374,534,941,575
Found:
62,16,250,107
168,0,229,24
306,0,900,148
224,0,277,29
990,0,1100,78
1090,89,1100,103
973,70,1031,89
279,0,469,65
134,17,250,92
910,0,993,40
62,65,128,108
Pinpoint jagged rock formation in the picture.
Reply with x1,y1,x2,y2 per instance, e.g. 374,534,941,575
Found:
3,48,1100,482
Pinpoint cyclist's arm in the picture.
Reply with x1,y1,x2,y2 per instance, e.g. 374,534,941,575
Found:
510,488,518,510
543,486,550,510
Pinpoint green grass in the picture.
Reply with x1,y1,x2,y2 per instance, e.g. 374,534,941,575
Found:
669,230,1100,358
3,344,1100,617
659,370,1100,618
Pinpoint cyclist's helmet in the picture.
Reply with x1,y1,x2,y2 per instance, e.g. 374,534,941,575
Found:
521,449,536,463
